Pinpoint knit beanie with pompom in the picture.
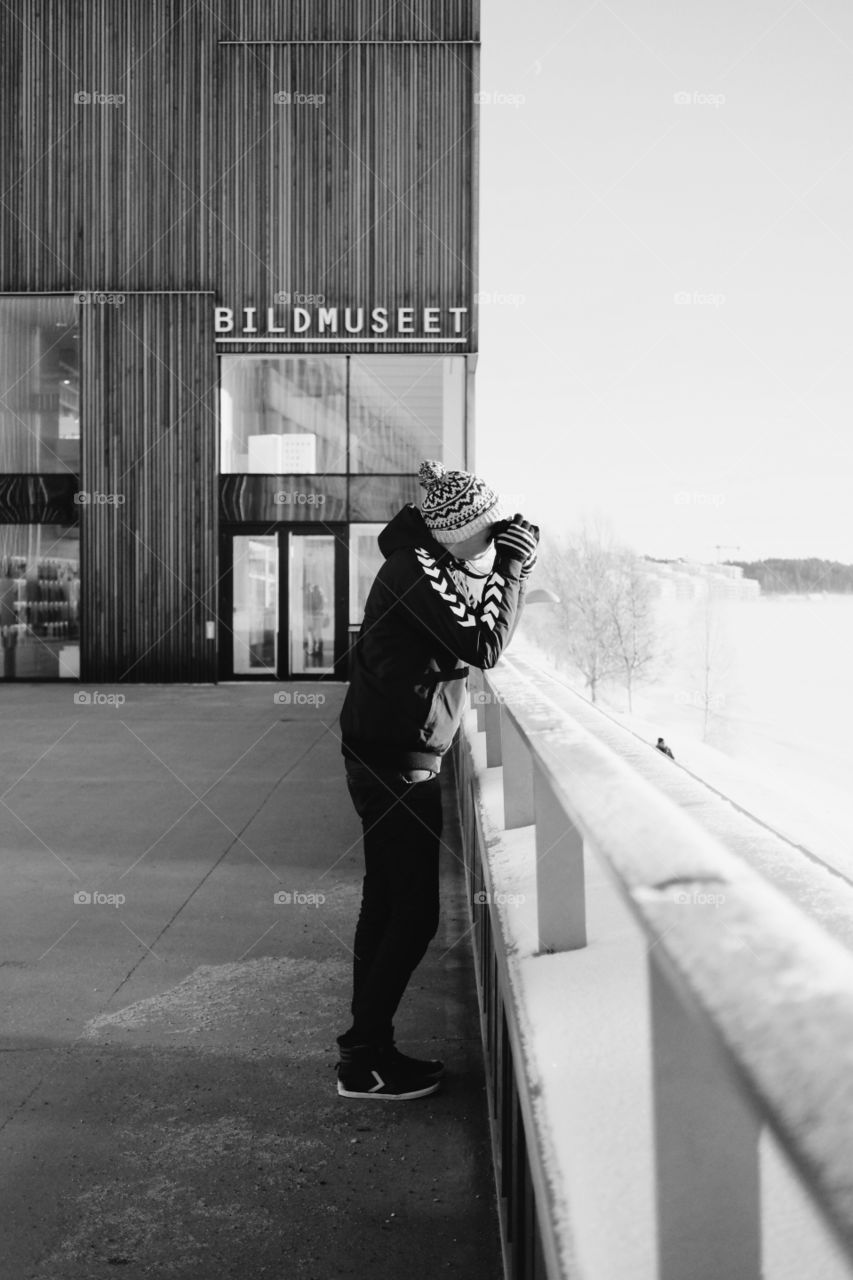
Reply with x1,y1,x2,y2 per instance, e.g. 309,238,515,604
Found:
418,459,507,545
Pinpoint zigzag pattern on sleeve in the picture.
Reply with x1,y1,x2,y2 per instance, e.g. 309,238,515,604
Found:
414,548,506,631
414,548,477,628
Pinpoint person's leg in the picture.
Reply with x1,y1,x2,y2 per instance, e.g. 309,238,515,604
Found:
342,760,443,1046
350,856,392,1023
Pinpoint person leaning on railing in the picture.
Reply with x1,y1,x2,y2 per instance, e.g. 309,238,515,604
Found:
336,458,539,1101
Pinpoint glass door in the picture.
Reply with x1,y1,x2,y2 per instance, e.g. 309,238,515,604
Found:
287,532,336,676
225,526,345,679
231,535,278,676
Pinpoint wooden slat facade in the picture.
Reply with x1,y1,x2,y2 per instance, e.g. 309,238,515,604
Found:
213,41,478,354
214,1,478,41
0,1,478,314
80,293,218,681
0,0,479,680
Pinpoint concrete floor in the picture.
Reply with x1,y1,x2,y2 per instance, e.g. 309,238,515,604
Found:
0,683,502,1279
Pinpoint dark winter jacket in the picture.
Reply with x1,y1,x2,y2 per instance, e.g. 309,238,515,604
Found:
340,504,527,772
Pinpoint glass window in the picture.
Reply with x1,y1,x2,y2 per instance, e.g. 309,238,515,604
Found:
0,525,80,678
220,356,347,474
0,298,79,473
219,354,467,477
349,524,384,625
349,355,465,473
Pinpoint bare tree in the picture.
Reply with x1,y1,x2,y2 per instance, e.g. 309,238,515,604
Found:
533,522,663,707
606,551,659,711
684,588,736,743
537,524,621,703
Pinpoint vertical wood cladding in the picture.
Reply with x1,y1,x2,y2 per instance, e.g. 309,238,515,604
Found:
0,1,217,292
214,1,478,41
80,294,218,680
213,41,477,354
0,2,478,318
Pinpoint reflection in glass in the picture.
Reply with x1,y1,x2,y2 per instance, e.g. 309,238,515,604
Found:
348,475,421,523
348,524,384,625
349,356,465,473
0,525,80,678
289,535,335,675
232,536,278,675
220,357,347,474
0,297,79,473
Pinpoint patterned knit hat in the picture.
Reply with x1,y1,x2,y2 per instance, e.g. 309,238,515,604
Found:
418,459,507,545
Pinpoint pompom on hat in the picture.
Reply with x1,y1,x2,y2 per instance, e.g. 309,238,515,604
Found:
418,459,507,545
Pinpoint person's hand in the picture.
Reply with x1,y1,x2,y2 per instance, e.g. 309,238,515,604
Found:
493,514,540,565
520,548,538,579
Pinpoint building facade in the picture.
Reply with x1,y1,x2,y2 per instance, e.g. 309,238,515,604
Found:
0,0,479,681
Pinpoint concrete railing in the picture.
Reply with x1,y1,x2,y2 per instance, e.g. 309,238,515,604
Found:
454,655,853,1280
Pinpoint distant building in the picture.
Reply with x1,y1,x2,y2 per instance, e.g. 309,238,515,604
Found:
642,559,761,603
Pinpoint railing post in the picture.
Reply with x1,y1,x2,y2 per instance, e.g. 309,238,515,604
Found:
483,685,502,767
469,667,487,732
650,951,761,1280
501,703,534,829
533,760,587,952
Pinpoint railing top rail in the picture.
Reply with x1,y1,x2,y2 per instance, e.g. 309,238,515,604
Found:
483,656,853,1258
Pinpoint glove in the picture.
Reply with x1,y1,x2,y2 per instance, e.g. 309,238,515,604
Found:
520,549,538,579
493,514,540,565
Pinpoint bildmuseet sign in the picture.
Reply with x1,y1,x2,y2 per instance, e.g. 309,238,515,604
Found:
214,304,469,342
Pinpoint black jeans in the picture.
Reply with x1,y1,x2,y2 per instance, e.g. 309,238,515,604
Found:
341,758,443,1045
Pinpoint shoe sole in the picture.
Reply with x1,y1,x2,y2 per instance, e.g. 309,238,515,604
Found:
337,1079,440,1101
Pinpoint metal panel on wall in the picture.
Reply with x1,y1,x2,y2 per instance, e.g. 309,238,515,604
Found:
0,476,78,524
219,475,347,524
80,294,218,681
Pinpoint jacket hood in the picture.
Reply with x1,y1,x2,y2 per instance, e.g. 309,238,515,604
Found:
378,504,445,559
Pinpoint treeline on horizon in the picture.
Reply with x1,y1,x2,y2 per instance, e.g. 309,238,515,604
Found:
728,559,853,593
643,556,853,592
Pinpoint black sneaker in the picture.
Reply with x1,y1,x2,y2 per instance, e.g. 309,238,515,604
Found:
384,1043,444,1078
336,1043,441,1101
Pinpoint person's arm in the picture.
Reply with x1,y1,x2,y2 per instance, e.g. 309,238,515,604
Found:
386,517,539,669
505,543,538,645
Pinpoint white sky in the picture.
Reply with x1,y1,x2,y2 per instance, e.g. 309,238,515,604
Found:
477,0,853,562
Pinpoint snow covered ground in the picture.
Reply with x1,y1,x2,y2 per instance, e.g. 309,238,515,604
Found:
517,594,853,882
